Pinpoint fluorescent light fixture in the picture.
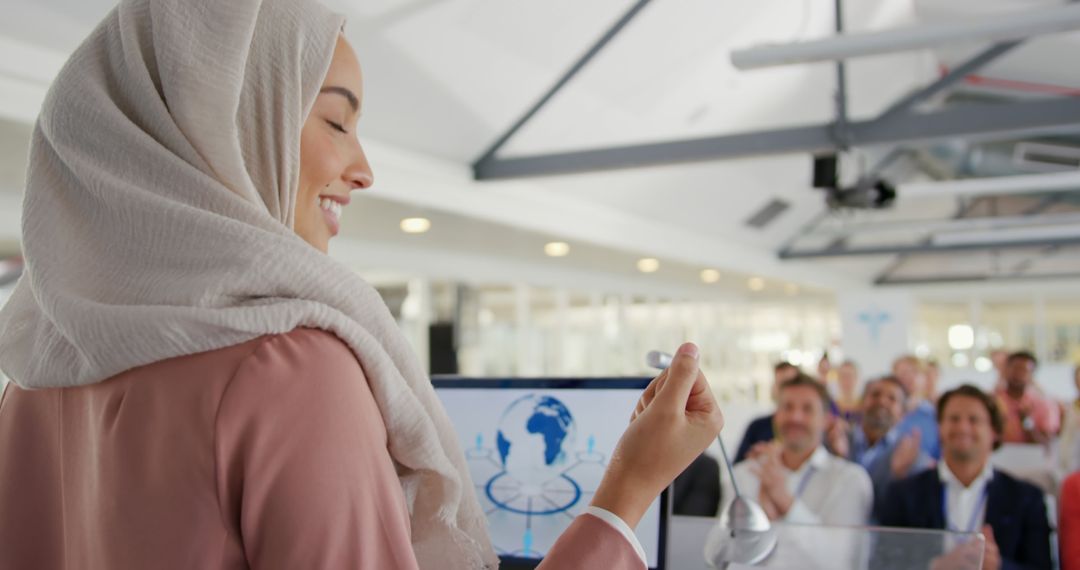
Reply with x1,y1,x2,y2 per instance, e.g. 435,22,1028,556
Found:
544,242,570,257
700,269,721,283
400,217,431,234
810,211,1080,237
900,170,1080,200
731,3,1080,69
747,277,765,291
932,224,1080,247
637,258,660,273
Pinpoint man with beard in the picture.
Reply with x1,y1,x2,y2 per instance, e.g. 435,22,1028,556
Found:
829,376,932,522
995,351,1059,444
731,375,872,526
881,385,1052,570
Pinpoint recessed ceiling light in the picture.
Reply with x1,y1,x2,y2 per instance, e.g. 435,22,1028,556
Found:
637,258,660,273
544,242,570,257
400,217,431,234
700,269,721,283
748,277,765,291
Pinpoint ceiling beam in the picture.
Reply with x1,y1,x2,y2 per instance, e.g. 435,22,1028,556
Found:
730,3,1080,69
780,235,1080,259
473,97,1080,179
876,270,1080,286
807,211,1080,237
471,0,654,170
874,40,1022,123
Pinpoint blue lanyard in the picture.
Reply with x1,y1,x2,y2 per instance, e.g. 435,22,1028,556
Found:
941,482,990,533
855,430,897,470
857,441,885,470
794,466,817,499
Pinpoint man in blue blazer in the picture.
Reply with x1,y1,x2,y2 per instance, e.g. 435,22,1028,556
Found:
879,385,1051,570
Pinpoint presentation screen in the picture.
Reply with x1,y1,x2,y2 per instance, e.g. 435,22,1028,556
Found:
432,378,667,569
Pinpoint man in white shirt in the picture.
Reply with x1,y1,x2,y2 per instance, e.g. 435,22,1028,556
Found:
732,375,873,526
880,385,1052,570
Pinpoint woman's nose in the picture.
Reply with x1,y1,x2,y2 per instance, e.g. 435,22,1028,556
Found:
344,145,374,190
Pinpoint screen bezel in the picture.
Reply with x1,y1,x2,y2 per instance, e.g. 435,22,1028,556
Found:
431,376,669,570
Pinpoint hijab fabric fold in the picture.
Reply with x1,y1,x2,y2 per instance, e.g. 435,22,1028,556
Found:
0,0,496,567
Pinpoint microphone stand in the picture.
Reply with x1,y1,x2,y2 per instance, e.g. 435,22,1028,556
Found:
646,350,778,567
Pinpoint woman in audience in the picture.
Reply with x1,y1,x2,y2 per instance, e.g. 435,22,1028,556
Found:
834,360,863,424
1059,365,1080,474
1062,470,1080,570
0,1,725,568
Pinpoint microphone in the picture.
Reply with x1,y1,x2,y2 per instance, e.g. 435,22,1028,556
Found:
645,350,672,370
646,350,777,568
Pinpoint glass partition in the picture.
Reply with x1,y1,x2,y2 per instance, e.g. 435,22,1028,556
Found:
668,516,984,570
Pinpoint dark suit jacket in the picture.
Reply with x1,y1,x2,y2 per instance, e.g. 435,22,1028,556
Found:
734,414,774,464
879,468,1052,570
672,453,722,517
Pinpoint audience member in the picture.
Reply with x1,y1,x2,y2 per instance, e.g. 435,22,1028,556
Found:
672,453,722,517
893,355,941,459
925,359,941,404
1061,470,1080,570
881,385,1052,570
834,360,862,424
996,351,1060,444
734,362,800,463
830,376,932,522
991,349,1010,391
817,352,833,384
731,376,872,526
1059,365,1080,474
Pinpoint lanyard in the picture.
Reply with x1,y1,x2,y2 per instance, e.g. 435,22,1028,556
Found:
941,482,990,533
794,465,817,499
856,436,887,470
855,429,897,470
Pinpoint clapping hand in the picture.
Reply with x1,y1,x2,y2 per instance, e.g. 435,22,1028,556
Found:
890,428,922,478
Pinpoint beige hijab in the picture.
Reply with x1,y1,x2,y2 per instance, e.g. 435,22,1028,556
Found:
0,0,496,566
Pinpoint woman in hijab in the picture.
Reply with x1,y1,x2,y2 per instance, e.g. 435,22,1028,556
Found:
0,0,724,568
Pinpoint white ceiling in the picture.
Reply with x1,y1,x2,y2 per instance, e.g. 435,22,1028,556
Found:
0,0,1078,301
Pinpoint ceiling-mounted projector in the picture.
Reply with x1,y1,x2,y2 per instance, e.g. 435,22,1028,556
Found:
813,153,896,210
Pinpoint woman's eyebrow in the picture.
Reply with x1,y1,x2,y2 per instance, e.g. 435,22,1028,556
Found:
319,86,359,112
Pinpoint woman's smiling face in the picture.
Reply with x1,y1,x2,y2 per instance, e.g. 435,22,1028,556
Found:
294,35,373,253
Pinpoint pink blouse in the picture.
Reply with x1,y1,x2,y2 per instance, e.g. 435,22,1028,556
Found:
0,327,645,569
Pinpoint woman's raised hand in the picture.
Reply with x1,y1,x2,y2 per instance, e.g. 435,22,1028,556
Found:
590,343,724,528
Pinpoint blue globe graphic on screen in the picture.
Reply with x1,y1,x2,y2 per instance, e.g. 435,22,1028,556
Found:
495,395,576,486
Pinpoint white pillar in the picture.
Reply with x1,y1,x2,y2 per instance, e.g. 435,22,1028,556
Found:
968,297,983,363
405,278,432,375
619,293,633,374
514,284,533,376
1033,295,1048,363
589,291,604,376
553,288,569,376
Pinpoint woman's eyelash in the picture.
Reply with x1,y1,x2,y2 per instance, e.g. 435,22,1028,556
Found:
326,120,348,134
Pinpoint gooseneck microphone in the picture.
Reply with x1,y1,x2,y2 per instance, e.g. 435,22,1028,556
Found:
646,350,777,568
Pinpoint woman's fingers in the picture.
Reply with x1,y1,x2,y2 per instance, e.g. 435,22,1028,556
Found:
654,343,700,409
631,368,668,421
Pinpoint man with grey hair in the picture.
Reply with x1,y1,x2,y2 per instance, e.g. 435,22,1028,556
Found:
829,375,931,522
